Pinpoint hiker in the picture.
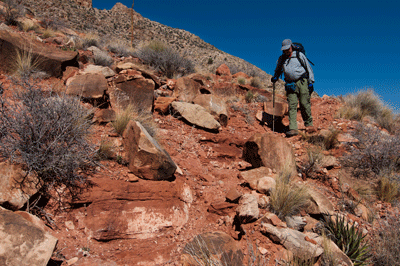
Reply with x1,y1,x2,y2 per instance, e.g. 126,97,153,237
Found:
271,39,316,137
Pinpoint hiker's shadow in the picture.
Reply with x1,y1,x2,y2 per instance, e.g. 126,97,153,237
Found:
259,112,288,133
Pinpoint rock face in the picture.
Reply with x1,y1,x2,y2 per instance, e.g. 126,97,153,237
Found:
171,102,221,131
192,94,228,127
0,161,39,210
0,207,57,266
0,27,79,77
111,74,155,112
173,77,203,103
181,231,244,266
242,133,297,176
66,73,108,98
123,120,177,180
68,178,192,241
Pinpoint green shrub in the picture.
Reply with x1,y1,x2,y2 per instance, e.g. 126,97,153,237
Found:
135,41,194,78
0,79,96,199
323,214,370,266
245,90,255,103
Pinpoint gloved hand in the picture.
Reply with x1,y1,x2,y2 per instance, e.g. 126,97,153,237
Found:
308,82,314,94
271,76,278,83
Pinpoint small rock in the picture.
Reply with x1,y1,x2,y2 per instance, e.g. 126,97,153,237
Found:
126,173,139,182
67,257,79,265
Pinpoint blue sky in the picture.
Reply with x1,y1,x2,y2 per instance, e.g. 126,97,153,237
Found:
93,0,400,112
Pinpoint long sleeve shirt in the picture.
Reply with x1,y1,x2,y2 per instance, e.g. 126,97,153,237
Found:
274,51,314,83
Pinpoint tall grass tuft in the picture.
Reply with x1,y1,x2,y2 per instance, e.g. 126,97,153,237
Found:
269,164,310,219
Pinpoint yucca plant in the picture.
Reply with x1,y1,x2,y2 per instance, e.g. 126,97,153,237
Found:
322,214,370,266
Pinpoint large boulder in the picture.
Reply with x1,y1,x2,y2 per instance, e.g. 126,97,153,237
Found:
305,188,335,215
0,207,57,266
181,231,244,266
0,27,78,77
192,94,228,126
123,120,177,180
66,73,108,99
110,74,155,112
242,133,297,176
171,102,221,131
173,76,203,102
216,64,231,77
0,161,39,210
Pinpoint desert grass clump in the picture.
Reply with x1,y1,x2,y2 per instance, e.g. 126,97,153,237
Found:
0,79,96,200
111,105,135,136
19,19,39,32
376,174,399,203
41,28,56,39
322,214,370,266
338,89,396,132
135,41,195,78
237,77,246,85
250,76,262,89
81,33,101,49
93,50,114,67
12,47,44,79
96,138,115,160
371,214,400,265
269,165,310,219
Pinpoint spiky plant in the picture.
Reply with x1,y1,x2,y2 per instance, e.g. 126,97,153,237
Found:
322,214,370,266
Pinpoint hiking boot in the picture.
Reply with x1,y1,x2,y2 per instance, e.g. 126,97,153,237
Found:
305,126,317,133
285,130,299,137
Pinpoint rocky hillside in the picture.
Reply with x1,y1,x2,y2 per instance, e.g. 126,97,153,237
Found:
1,1,400,266
23,0,270,81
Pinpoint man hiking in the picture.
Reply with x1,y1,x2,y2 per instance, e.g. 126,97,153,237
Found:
271,39,316,137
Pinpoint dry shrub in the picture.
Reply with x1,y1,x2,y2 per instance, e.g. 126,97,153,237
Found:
106,39,134,57
135,41,194,78
342,123,400,179
41,28,56,39
269,165,310,219
12,47,47,79
19,19,39,32
111,104,135,136
81,32,101,49
302,146,323,178
237,77,246,85
371,214,400,265
96,138,115,160
0,79,96,200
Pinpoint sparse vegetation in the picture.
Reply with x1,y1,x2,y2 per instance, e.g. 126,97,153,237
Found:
106,39,134,57
111,104,135,136
135,41,195,78
338,89,397,132
93,50,114,66
19,19,39,32
250,76,262,89
81,33,101,49
376,174,399,203
323,213,370,266
1,0,25,26
342,123,400,179
237,77,246,85
269,165,310,219
12,47,45,79
371,213,400,265
96,138,115,160
0,79,96,200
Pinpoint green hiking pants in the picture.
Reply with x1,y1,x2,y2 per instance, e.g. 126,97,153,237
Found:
286,78,313,130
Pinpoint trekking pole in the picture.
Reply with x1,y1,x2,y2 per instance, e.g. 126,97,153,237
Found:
272,82,275,132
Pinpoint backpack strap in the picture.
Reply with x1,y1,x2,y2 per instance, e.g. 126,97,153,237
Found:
296,51,310,80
